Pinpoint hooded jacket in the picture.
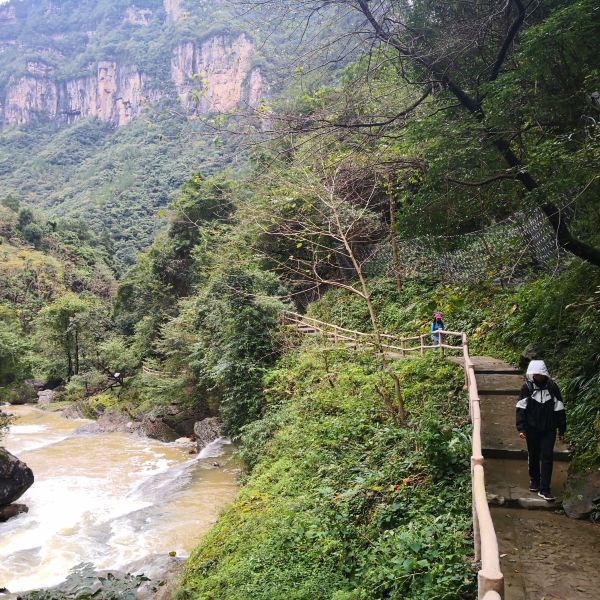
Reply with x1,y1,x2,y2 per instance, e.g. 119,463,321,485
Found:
516,360,566,434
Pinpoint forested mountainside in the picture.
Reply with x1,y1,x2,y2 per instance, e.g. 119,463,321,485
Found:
1,0,599,598
0,0,273,264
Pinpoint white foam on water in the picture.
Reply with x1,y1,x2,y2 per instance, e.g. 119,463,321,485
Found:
0,413,237,593
198,436,232,459
9,424,48,434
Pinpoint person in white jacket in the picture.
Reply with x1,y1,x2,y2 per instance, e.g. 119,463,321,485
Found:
516,360,566,501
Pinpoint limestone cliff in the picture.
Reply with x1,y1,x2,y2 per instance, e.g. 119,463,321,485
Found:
3,62,151,127
164,0,183,23
1,20,265,128
171,34,265,115
0,4,17,25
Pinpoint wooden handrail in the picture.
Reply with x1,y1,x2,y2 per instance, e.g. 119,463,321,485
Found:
283,310,504,598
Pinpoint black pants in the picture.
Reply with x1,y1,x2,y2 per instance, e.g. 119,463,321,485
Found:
526,428,556,492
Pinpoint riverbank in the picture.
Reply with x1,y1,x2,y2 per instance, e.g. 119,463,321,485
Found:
0,405,239,595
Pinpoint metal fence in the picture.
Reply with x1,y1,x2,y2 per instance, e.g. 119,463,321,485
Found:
362,206,572,286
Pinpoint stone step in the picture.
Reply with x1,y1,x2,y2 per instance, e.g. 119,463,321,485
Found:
447,355,521,374
485,458,568,510
476,372,524,394
483,447,571,462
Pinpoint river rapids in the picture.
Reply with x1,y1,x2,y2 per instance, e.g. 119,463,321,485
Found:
0,405,238,593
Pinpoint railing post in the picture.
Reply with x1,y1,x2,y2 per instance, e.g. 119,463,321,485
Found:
400,337,405,357
420,335,424,355
439,331,445,356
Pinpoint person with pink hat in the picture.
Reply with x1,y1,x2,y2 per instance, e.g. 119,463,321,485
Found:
430,312,445,346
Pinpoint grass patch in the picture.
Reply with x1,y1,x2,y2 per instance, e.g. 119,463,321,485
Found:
177,351,475,599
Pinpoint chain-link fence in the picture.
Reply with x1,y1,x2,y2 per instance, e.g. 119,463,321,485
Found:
362,206,572,285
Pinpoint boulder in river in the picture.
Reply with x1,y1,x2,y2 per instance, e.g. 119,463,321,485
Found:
193,417,222,449
0,448,34,506
0,503,28,522
161,403,210,438
1,382,37,405
127,554,186,600
37,389,57,407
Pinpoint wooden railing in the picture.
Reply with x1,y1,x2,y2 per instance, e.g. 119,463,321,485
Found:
282,311,504,599
283,311,464,355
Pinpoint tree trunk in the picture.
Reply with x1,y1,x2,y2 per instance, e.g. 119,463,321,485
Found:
66,336,73,380
389,194,403,294
335,207,406,422
74,326,80,376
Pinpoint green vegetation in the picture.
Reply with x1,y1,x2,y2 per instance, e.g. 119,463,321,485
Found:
308,265,600,471
178,351,474,599
0,199,115,387
0,0,598,597
0,113,244,265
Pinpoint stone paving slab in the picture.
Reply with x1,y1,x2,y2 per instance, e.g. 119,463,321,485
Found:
491,507,600,600
448,356,521,373
485,458,568,509
476,372,524,394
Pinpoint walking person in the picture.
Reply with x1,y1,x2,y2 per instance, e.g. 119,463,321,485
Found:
516,360,566,501
430,312,445,346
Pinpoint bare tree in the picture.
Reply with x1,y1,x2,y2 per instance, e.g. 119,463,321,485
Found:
246,160,407,422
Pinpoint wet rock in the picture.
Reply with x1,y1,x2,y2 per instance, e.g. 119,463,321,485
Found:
563,469,600,520
0,503,28,522
141,415,179,442
24,379,47,392
37,389,57,407
126,554,185,600
162,403,209,438
193,417,222,449
2,382,37,405
73,411,140,435
0,448,34,506
62,401,85,419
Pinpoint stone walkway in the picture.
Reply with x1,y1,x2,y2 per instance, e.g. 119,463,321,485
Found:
464,356,600,599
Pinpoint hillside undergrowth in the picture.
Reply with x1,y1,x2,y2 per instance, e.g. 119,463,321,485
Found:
177,351,475,600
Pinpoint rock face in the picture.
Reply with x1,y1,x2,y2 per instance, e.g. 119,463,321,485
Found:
193,417,222,449
0,4,17,25
2,32,265,128
125,7,153,26
519,343,541,370
3,62,151,127
171,34,265,115
0,448,34,506
563,469,600,520
164,0,183,23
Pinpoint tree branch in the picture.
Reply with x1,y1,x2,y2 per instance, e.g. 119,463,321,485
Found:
488,0,526,82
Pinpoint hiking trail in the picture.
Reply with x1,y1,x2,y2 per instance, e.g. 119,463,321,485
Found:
285,313,600,600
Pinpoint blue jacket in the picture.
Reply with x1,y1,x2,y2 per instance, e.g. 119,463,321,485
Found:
430,320,444,333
